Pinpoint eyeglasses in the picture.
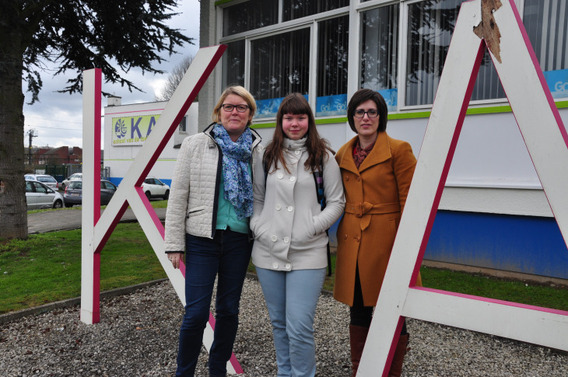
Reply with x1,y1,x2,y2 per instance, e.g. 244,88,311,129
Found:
354,109,379,119
221,104,249,113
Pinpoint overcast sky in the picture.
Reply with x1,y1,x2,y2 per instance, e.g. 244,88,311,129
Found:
23,0,200,149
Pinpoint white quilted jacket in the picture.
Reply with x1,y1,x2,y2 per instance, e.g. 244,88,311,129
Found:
164,124,263,252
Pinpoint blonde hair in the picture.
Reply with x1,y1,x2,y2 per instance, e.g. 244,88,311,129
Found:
211,86,257,125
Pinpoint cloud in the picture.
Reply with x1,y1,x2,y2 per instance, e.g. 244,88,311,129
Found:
23,0,200,149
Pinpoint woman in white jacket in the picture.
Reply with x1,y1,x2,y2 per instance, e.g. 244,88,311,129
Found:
251,93,345,377
165,86,263,377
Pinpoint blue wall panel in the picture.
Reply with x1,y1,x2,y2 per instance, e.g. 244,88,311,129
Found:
425,211,568,279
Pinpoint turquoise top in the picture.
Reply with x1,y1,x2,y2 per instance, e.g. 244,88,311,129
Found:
215,166,250,234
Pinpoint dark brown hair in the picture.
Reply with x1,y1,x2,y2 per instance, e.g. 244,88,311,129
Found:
264,93,330,173
347,88,388,133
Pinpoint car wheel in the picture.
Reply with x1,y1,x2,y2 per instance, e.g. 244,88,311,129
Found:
53,200,63,209
163,190,170,200
145,191,151,200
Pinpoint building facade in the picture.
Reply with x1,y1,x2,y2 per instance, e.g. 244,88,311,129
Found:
198,0,568,281
103,97,198,187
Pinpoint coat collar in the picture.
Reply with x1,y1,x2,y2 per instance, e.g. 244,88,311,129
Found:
203,122,262,150
337,132,392,174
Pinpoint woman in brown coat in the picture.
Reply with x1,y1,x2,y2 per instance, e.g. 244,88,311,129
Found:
334,89,419,377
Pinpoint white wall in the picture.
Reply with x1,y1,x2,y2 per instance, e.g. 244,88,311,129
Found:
103,101,198,182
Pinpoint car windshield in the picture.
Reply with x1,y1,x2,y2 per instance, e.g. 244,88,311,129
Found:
38,176,56,182
69,182,82,189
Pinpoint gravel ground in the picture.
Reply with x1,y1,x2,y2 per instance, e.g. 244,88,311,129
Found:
1,277,567,377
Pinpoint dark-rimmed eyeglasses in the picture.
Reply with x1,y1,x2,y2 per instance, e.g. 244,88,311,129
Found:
221,104,249,113
354,109,379,119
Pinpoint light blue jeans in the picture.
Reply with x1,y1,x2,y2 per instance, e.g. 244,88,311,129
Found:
256,267,326,377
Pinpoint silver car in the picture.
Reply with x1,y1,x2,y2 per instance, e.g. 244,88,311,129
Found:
25,181,64,210
24,174,59,190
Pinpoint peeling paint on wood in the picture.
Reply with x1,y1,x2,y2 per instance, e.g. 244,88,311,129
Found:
473,0,503,63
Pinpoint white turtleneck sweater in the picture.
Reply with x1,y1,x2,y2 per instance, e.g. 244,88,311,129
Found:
251,137,345,271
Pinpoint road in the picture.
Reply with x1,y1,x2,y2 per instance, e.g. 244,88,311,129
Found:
27,207,167,234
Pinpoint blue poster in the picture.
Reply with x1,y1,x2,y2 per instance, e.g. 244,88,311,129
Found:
544,69,568,99
316,94,347,117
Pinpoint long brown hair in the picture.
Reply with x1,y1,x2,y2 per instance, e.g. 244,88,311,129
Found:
264,93,330,174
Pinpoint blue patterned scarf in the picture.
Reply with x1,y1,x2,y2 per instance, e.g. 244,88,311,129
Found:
212,123,254,220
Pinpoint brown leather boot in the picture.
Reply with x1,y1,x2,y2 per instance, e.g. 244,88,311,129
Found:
349,325,369,377
388,333,409,377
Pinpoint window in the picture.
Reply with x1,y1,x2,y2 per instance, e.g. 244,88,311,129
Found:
283,0,349,21
405,0,504,107
524,0,568,99
222,40,246,88
360,5,399,111
178,116,187,133
316,15,349,116
223,0,277,36
250,29,311,118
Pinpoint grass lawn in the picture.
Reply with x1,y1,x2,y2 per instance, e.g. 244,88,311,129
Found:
2,203,568,314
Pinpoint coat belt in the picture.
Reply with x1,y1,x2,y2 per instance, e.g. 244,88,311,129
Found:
344,202,401,218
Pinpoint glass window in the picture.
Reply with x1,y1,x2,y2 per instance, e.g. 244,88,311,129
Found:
405,0,504,107
316,15,349,117
250,29,311,118
524,0,568,99
283,0,349,21
223,0,277,36
222,40,245,88
360,5,399,111
178,116,187,133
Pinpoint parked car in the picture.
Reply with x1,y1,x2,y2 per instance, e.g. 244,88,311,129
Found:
60,172,83,190
24,174,59,190
142,177,170,200
63,179,117,207
26,181,64,210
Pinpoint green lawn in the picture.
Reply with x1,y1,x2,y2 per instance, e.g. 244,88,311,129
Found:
2,204,568,314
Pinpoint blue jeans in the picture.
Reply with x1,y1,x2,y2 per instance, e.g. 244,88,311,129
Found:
256,267,326,377
176,230,252,377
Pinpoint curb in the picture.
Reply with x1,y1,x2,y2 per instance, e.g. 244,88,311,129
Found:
0,279,168,326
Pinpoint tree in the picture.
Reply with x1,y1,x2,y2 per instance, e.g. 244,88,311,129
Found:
155,55,194,101
0,1,193,240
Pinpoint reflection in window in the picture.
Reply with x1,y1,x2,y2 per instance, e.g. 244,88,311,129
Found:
524,0,568,99
222,40,245,88
317,15,349,117
360,5,399,111
223,0,277,36
283,0,349,21
250,29,310,118
405,0,504,106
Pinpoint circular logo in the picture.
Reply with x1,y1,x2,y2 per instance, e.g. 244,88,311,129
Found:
114,119,127,139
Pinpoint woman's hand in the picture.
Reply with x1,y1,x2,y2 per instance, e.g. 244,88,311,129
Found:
168,252,184,269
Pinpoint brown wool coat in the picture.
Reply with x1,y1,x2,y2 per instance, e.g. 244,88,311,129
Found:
333,132,421,307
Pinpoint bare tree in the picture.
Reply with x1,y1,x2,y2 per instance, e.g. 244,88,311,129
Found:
155,55,195,101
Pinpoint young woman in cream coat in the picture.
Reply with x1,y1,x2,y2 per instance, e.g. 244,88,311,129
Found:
251,93,344,377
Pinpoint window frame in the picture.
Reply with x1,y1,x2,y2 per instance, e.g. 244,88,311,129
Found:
216,0,567,119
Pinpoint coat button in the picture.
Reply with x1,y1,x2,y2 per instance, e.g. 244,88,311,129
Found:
275,204,282,210
285,263,291,270
290,176,296,182
287,206,294,212
356,176,361,182
273,262,279,269
295,150,301,155
271,235,278,242
344,234,348,240
283,237,290,244
277,173,284,179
